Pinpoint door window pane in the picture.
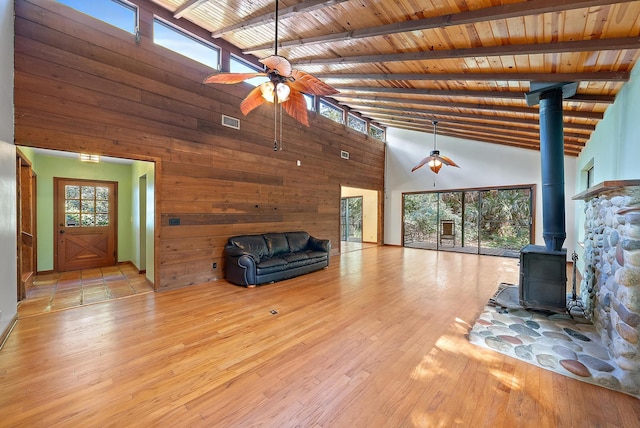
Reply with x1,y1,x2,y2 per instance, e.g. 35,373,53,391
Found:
65,185,110,227
65,185,80,199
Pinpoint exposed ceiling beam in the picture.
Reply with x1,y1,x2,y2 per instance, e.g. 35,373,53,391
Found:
383,121,582,156
382,121,582,155
365,113,587,145
315,71,630,82
436,121,588,143
333,94,603,120
244,0,634,53
174,0,210,19
295,37,640,66
211,0,350,38
349,104,596,132
384,117,588,143
331,86,616,104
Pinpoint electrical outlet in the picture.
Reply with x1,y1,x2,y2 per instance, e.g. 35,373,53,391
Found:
212,262,217,269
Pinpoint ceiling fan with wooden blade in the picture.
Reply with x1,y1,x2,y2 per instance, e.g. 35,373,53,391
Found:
203,0,338,129
411,121,460,174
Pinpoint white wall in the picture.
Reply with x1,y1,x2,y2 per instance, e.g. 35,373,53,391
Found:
0,0,17,336
385,127,577,257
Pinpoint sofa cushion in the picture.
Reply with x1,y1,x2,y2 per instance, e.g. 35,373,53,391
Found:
256,257,289,275
286,231,310,252
228,235,269,261
303,249,328,260
263,233,290,257
283,252,309,263
257,257,287,268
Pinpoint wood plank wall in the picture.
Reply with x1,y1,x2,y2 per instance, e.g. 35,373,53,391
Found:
13,0,385,291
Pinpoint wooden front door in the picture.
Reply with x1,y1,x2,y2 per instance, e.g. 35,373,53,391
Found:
55,178,117,272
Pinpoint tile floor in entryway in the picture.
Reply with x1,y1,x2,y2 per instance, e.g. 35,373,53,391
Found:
18,264,153,317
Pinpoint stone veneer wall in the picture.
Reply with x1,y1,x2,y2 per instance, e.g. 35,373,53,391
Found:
580,184,640,394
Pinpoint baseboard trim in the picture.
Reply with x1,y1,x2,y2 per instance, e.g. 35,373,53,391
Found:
0,314,18,351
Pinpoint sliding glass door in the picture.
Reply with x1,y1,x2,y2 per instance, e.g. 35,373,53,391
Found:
341,197,363,242
403,186,533,257
478,188,532,256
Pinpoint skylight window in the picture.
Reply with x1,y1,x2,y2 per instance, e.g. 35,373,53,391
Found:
56,0,137,34
153,19,220,70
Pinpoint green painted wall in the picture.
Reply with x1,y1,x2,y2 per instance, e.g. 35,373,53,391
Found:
573,63,640,266
23,152,134,271
576,64,640,185
131,160,155,285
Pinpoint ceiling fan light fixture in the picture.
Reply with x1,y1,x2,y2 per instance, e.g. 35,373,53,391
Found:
410,121,460,174
259,81,290,103
260,81,275,102
275,82,290,102
427,150,441,168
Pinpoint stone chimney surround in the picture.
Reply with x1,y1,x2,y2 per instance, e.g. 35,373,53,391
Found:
573,179,640,395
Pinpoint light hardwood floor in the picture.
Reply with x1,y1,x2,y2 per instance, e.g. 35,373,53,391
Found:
1,246,639,427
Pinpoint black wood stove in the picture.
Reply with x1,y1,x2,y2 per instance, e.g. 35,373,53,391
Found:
519,83,577,312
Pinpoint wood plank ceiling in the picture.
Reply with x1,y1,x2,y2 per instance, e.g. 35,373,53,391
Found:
150,0,640,156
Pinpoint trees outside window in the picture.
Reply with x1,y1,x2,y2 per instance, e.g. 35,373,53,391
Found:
403,186,533,257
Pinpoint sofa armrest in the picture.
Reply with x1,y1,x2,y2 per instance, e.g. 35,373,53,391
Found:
225,244,258,259
225,249,259,286
308,236,331,253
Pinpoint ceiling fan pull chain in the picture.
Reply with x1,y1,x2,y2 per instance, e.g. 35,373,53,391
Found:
279,103,284,151
273,97,278,151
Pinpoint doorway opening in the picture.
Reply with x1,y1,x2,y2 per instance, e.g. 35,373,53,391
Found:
15,147,156,315
340,186,380,253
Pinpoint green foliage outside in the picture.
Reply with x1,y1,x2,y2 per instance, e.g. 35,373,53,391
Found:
319,101,344,124
369,125,385,141
341,197,363,240
403,188,532,252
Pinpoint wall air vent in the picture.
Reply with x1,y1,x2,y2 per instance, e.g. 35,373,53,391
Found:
340,150,350,160
222,115,240,130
